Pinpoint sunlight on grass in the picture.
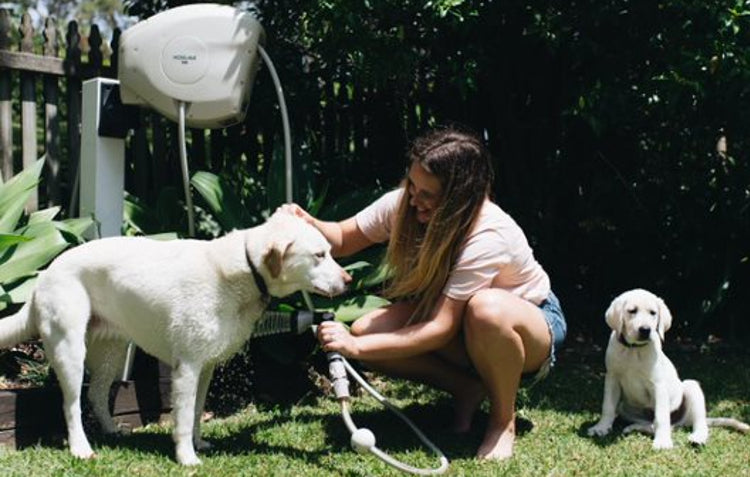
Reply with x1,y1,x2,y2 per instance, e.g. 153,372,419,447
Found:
0,347,748,476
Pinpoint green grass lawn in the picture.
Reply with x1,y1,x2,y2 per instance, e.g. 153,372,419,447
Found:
0,342,748,476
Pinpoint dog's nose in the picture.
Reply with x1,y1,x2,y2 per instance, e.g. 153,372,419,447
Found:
638,326,651,340
341,269,352,284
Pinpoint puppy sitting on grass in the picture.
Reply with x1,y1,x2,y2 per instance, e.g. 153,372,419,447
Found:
587,288,749,448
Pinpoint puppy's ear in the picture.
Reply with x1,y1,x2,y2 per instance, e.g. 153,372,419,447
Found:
656,296,673,340
263,240,294,278
605,294,624,332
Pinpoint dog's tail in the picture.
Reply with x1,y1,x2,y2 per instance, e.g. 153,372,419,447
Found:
0,302,38,348
707,417,750,433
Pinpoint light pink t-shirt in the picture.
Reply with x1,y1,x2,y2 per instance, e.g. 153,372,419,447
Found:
355,188,551,305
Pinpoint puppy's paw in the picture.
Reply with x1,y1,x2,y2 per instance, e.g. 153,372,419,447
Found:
652,437,673,450
688,430,708,446
587,423,612,437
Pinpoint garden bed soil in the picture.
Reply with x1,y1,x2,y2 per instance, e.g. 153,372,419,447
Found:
0,350,171,449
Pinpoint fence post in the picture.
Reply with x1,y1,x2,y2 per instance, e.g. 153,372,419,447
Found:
19,12,38,210
43,17,60,207
65,20,82,215
80,78,125,239
0,9,13,182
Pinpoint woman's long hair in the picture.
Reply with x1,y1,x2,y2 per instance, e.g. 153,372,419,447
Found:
384,126,495,323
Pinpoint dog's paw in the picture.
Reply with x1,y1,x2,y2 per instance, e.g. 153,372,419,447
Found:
587,423,612,437
652,437,673,450
69,434,95,459
177,451,202,466
70,445,96,459
176,442,202,466
688,430,708,446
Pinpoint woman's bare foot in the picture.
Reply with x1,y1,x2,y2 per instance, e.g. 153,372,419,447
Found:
476,420,515,460
452,382,485,433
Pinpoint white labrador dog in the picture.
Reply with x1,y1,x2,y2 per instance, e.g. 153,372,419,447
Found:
588,288,749,449
0,209,350,465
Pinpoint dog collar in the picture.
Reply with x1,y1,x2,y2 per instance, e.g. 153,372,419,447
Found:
618,333,648,348
245,247,270,303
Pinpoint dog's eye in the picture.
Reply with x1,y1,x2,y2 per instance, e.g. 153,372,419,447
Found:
315,251,325,260
649,309,657,316
626,307,637,314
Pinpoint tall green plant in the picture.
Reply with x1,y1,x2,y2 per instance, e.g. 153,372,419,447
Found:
0,159,94,312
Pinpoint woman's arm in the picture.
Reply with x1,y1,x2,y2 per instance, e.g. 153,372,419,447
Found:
278,204,374,257
318,294,466,360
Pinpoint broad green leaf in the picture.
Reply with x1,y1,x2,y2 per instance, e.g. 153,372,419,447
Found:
28,206,61,225
3,275,37,304
57,216,95,239
0,223,68,283
124,193,158,235
359,261,391,289
0,158,44,233
19,219,64,238
314,294,391,323
0,234,32,250
343,261,373,272
192,171,253,230
332,295,390,322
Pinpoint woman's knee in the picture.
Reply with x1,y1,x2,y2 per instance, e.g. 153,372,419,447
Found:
464,289,549,343
464,289,516,335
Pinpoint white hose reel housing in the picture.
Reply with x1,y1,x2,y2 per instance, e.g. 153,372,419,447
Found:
118,4,265,129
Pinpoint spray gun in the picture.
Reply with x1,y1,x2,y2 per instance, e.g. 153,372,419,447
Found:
253,310,350,399
252,309,321,337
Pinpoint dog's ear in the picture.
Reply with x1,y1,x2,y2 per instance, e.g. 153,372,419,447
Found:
656,296,673,340
605,294,624,332
262,240,294,278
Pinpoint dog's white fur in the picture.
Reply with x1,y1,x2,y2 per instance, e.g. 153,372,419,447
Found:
0,210,349,465
588,288,749,448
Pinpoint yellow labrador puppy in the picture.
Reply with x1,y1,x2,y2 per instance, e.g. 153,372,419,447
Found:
0,209,350,465
588,288,749,448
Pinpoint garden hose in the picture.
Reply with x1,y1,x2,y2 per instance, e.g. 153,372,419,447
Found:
316,315,450,475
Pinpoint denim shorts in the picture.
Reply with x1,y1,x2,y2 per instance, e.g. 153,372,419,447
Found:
527,290,567,383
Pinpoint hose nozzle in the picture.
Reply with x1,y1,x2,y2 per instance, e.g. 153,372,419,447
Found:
320,312,351,400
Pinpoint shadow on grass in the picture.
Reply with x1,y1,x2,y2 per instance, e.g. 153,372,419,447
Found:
86,401,477,472
85,339,749,468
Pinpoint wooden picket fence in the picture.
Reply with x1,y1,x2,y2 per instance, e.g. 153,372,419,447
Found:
0,9,120,213
0,8,238,218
